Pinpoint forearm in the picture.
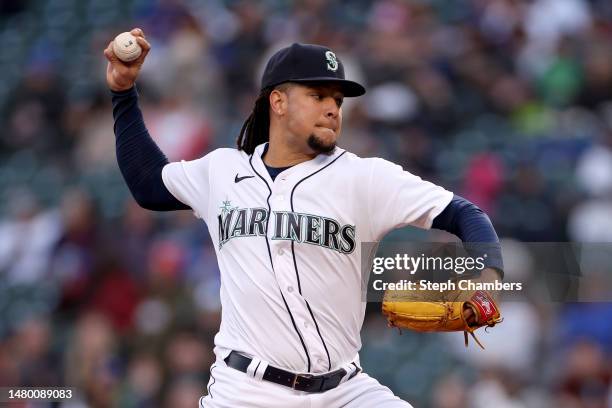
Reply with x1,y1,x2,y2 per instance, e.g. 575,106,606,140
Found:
432,195,504,278
112,86,189,211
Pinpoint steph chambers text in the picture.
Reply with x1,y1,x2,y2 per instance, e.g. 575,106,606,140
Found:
373,279,522,292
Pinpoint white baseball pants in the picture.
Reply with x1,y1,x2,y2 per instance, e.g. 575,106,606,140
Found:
198,358,413,408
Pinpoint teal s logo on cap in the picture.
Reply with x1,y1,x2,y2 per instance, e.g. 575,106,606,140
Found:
325,51,338,72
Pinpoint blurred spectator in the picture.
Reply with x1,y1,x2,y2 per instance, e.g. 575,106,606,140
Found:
164,331,211,377
89,254,141,333
469,368,534,408
118,200,156,280
163,377,206,408
50,189,102,314
117,352,163,407
574,122,612,198
461,153,504,215
570,124,612,241
65,312,119,407
3,68,67,156
0,189,62,285
72,93,116,170
3,317,59,387
554,341,611,408
430,373,469,408
143,95,211,162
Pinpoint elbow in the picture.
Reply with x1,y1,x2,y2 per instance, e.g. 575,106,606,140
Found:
128,179,163,210
131,190,158,211
129,186,189,211
122,168,167,211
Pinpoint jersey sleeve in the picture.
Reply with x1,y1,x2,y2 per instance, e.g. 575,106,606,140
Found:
161,152,214,221
367,158,453,240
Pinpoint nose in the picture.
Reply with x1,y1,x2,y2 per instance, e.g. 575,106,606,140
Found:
324,97,339,118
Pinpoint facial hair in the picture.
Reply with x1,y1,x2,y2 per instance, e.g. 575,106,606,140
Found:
307,134,336,154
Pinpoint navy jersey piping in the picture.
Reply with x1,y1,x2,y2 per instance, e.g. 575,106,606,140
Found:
289,150,347,371
207,364,217,398
249,153,312,372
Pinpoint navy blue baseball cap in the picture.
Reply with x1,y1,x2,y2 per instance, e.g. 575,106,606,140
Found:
261,43,366,97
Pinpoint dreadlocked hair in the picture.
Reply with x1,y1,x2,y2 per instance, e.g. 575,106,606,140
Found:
236,87,274,155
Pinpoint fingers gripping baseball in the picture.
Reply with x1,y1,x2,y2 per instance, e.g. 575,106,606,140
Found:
104,28,151,92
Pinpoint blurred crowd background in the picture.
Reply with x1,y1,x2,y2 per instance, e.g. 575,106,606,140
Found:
1,0,612,407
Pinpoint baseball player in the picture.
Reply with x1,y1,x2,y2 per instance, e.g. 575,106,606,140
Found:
105,28,503,407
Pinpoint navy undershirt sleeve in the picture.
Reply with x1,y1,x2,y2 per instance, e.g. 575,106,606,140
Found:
432,195,504,277
111,86,189,211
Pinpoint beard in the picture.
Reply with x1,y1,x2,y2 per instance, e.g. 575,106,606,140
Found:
307,134,336,154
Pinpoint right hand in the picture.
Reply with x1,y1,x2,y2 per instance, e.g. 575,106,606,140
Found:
104,28,151,92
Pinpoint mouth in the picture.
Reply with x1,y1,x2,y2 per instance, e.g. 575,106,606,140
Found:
316,125,337,134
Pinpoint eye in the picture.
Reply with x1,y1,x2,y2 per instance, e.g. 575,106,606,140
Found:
335,98,344,107
311,93,322,100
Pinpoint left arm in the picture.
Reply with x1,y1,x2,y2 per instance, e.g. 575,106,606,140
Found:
432,195,503,324
365,160,503,279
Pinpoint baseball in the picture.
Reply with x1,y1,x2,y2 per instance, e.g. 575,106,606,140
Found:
112,32,142,62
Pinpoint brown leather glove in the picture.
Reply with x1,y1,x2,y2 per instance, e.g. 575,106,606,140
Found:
382,287,502,349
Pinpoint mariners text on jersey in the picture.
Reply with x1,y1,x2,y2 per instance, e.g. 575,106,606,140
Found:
218,206,356,253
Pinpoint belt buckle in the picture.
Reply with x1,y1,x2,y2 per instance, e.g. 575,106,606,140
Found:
291,373,313,390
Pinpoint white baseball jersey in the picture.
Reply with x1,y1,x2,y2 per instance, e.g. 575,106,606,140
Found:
161,142,453,374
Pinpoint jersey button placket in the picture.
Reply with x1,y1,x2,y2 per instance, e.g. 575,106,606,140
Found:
271,179,321,365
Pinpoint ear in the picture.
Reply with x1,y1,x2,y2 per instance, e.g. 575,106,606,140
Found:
269,89,288,116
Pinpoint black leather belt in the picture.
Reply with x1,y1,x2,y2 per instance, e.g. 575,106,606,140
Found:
224,351,360,393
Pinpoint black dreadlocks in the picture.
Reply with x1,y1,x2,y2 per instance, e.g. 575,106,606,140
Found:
236,87,274,155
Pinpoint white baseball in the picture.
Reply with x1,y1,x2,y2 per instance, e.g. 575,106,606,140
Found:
112,32,142,62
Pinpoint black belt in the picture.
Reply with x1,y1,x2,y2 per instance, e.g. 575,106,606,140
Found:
224,351,360,393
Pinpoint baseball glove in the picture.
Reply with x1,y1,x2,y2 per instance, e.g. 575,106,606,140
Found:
382,286,502,349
